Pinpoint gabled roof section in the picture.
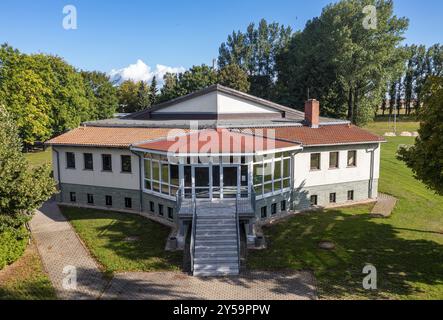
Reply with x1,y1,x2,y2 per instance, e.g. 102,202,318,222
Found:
45,127,185,148
124,84,306,121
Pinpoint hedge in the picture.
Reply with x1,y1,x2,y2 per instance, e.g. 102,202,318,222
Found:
0,215,30,270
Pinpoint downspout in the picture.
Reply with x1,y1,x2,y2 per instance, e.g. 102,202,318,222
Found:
53,148,62,201
368,144,379,199
131,149,144,212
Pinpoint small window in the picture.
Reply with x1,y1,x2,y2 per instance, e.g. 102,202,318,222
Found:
87,193,94,204
70,192,76,202
149,201,155,212
281,200,286,211
347,150,357,167
310,153,321,170
329,152,339,169
121,155,132,173
310,195,318,206
124,197,132,209
105,195,112,206
83,153,93,170
329,193,336,203
158,204,164,216
102,154,112,171
348,190,354,201
271,203,277,215
167,207,174,219
66,152,75,169
261,206,267,219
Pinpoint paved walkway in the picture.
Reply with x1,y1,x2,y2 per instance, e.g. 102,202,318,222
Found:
371,193,397,217
102,271,317,300
30,201,108,299
31,200,317,300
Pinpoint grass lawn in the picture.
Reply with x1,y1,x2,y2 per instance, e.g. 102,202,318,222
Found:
24,148,52,167
60,206,182,274
248,136,443,299
0,241,56,300
363,117,419,136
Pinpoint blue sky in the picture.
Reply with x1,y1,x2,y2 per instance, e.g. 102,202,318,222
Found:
1,0,442,80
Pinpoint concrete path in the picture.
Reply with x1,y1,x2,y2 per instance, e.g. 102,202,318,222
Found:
31,200,317,300
29,201,108,299
102,271,317,300
371,193,397,217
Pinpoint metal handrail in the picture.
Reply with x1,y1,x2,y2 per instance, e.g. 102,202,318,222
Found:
235,197,241,271
190,196,197,272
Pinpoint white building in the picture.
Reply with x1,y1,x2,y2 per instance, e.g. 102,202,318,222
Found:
47,85,384,276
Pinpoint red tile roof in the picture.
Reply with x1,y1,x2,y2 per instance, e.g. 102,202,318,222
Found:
45,127,185,148
134,128,300,154
238,125,384,146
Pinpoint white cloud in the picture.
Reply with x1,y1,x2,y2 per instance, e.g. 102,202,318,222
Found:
109,59,185,86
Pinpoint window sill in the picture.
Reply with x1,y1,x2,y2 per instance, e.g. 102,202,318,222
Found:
101,170,113,173
83,168,93,171
347,165,357,168
120,171,132,174
328,167,339,170
66,167,76,170
310,168,321,172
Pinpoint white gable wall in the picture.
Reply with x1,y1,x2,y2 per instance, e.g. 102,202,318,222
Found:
216,92,280,114
152,91,218,114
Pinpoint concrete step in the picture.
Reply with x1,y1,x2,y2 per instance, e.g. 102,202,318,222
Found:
197,219,236,225
195,234,236,241
196,229,237,236
196,224,237,230
194,251,238,258
194,256,238,264
193,264,239,276
195,245,238,252
196,239,237,246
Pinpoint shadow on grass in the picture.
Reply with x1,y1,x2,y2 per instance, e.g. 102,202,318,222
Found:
58,206,182,273
248,206,443,299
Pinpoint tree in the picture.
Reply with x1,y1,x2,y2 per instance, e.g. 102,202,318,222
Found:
276,0,408,125
217,64,250,92
81,71,118,119
0,105,56,216
218,19,292,99
397,76,443,194
136,81,151,111
117,80,139,112
150,76,158,105
0,45,52,144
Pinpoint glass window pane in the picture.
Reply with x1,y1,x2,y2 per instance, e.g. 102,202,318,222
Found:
310,153,320,170
329,152,339,168
144,180,151,190
274,180,282,192
144,159,151,179
152,181,160,192
170,186,178,197
274,160,282,180
170,165,179,186
264,183,272,194
253,163,263,185
348,151,357,166
283,158,290,177
254,184,262,195
161,163,169,183
152,161,160,181
263,163,272,182
161,184,169,194
283,179,290,189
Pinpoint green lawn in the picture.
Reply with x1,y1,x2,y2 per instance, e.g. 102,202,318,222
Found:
249,136,443,299
24,148,52,167
60,206,182,274
363,117,419,136
0,242,56,300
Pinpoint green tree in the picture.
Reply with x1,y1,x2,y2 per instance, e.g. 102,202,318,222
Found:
117,80,139,112
397,76,443,194
218,19,292,99
276,0,408,125
0,45,52,144
81,71,118,119
217,64,250,92
150,76,158,105
0,105,56,216
136,81,151,111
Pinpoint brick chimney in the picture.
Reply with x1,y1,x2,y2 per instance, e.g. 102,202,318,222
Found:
304,99,320,128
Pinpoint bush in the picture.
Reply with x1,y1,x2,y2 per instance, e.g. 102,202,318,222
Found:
0,224,29,270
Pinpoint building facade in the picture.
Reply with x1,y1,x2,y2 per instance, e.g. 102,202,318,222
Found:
47,85,384,276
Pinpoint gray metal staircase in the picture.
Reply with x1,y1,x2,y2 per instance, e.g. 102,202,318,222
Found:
191,200,240,276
